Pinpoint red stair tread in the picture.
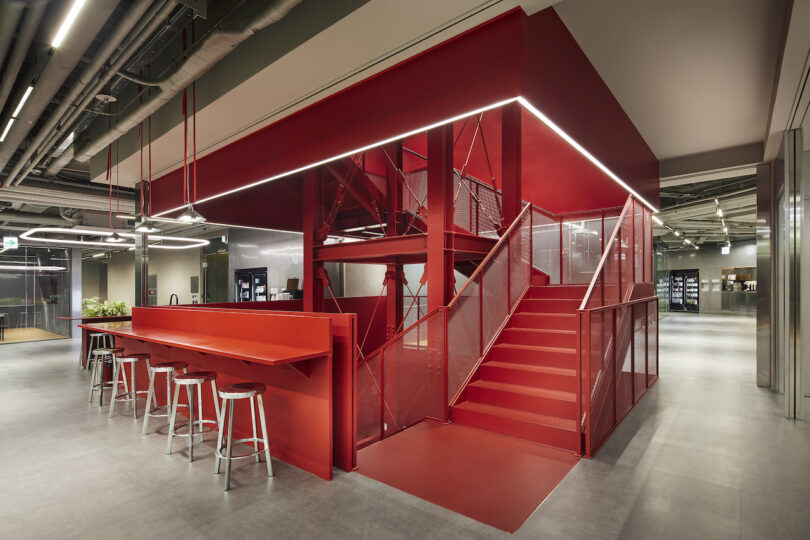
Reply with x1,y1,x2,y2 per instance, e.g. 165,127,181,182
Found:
491,343,576,356
503,327,576,336
469,379,576,402
454,401,577,432
484,360,575,377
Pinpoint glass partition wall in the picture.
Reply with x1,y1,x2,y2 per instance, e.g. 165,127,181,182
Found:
0,246,72,343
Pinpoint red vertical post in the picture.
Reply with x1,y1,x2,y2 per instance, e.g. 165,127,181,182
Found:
559,221,564,284
303,168,324,312
426,125,454,312
384,142,404,339
501,101,522,231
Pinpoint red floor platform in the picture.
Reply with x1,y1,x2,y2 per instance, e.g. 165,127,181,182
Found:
357,420,579,533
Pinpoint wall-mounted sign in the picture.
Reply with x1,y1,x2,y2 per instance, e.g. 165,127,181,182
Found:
3,236,18,249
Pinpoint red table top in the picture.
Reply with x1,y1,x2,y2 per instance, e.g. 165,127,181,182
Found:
79,321,329,367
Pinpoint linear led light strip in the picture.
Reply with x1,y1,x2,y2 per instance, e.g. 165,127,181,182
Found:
19,227,210,250
152,96,660,219
0,86,34,142
52,0,87,48
0,264,66,271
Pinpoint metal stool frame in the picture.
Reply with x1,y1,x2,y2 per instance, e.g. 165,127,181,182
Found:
87,347,125,406
214,383,273,491
84,333,114,369
109,352,151,419
166,372,221,463
142,361,188,436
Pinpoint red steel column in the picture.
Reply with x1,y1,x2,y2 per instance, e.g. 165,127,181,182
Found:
501,101,522,231
427,125,454,312
303,168,324,312
385,142,404,338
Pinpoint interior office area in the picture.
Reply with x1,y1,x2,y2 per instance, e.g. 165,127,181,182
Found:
1,0,809,538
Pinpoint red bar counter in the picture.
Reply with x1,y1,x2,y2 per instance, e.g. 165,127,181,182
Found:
81,306,344,480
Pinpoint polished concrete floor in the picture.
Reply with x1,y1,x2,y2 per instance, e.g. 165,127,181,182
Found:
0,313,808,539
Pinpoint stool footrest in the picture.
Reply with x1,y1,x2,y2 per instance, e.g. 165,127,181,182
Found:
215,438,269,461
169,418,219,438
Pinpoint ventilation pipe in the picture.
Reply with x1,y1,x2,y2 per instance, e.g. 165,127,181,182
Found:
0,183,136,214
0,1,45,125
4,0,166,187
44,0,303,178
0,1,26,80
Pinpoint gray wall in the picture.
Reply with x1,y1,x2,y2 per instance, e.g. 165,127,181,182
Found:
666,240,757,314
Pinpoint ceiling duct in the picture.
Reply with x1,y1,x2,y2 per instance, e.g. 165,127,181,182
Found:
3,0,168,186
0,182,135,214
45,0,303,177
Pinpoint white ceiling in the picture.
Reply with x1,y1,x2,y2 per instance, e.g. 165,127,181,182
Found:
554,0,787,161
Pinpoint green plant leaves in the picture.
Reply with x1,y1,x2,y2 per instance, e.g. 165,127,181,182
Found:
81,297,129,317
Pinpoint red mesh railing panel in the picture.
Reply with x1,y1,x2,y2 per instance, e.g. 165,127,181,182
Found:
356,352,382,449
382,311,445,437
633,302,647,400
447,277,481,401
481,245,509,348
562,217,603,284
647,300,658,384
615,305,633,422
531,209,561,283
588,309,616,453
619,211,634,300
509,212,531,307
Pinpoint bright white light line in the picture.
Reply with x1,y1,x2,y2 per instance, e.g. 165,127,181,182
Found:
652,215,664,226
19,227,209,250
51,0,87,48
152,96,659,220
0,265,66,271
0,85,34,142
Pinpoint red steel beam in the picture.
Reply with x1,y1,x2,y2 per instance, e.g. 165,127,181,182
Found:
426,124,455,311
501,100,522,229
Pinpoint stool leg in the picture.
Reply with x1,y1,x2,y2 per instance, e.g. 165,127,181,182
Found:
87,357,97,403
166,382,181,455
108,359,120,417
131,362,138,420
250,396,259,463
196,382,204,442
188,384,195,463
210,380,221,430
257,394,273,477
99,355,108,406
214,397,227,475
84,336,94,369
142,369,157,435
224,400,235,491
147,363,157,408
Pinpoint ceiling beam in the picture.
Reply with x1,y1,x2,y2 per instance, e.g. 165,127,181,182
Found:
659,142,762,184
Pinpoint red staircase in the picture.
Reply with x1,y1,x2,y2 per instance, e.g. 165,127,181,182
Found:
451,273,587,453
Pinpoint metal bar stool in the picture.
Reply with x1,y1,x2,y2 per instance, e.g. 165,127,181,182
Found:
167,371,220,462
109,352,150,419
87,347,124,405
142,361,188,435
214,382,273,491
84,332,114,369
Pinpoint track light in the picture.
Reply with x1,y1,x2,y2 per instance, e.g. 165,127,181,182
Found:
684,239,692,245
716,208,723,217
723,226,728,233
674,231,681,237
52,0,87,48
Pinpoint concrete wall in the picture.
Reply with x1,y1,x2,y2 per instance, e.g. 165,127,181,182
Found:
81,259,102,299
666,240,757,314
105,248,201,308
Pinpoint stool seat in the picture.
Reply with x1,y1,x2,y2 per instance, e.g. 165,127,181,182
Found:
116,355,142,364
175,370,216,385
94,347,124,355
219,382,266,399
151,360,187,373
123,352,150,359
90,332,109,338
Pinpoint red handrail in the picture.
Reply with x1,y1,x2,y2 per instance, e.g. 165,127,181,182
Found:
578,195,633,310
448,202,531,308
